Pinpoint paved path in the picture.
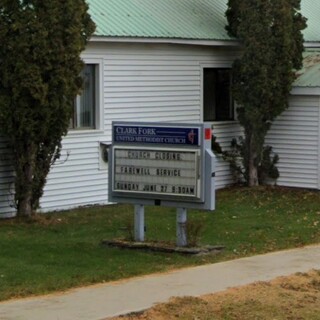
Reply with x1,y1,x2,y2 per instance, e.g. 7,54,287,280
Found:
1,245,320,320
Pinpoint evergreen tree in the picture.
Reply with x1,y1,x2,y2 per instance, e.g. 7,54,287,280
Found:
0,0,95,216
225,0,306,186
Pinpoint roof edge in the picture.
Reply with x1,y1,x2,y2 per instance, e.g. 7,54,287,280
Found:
304,42,320,48
291,87,320,95
90,36,241,47
90,37,319,48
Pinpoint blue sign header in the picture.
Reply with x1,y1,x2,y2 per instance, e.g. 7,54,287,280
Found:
113,125,200,146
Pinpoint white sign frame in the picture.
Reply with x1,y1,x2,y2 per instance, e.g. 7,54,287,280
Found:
108,121,215,210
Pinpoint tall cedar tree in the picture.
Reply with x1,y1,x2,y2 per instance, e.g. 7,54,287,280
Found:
0,0,95,216
226,0,306,186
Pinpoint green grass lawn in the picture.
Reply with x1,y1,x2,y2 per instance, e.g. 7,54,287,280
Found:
0,186,319,301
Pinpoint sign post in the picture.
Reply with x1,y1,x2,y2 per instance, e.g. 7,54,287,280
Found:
109,121,215,246
134,204,145,242
176,207,187,247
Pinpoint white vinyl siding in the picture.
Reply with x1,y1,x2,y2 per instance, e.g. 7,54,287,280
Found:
39,133,109,211
212,121,243,188
266,95,320,189
101,43,238,134
0,138,15,217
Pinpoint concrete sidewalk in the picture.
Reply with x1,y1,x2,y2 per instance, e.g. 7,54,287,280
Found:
1,245,320,320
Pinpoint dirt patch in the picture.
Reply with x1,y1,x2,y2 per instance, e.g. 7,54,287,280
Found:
111,269,320,320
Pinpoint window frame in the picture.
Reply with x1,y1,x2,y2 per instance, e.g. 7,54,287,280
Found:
201,63,235,123
69,57,104,133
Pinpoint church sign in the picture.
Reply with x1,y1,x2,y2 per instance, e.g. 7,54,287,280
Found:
109,122,215,210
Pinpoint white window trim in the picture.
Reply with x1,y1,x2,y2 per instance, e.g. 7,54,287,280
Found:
200,62,237,123
68,57,104,135
318,96,320,190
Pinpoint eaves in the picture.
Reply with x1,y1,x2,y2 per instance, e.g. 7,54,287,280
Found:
90,36,241,47
291,87,320,95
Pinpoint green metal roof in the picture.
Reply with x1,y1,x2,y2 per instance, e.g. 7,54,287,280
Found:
87,0,320,42
301,0,320,43
294,50,320,87
87,0,234,41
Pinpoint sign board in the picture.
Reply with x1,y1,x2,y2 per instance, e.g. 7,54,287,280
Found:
109,122,215,210
113,125,200,145
113,147,200,199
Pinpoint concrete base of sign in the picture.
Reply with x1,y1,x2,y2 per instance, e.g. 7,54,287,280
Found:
101,239,225,255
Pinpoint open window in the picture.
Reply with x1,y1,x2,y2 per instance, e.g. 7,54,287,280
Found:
203,68,234,121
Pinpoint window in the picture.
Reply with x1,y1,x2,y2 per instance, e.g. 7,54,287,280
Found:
203,68,234,121
71,64,98,129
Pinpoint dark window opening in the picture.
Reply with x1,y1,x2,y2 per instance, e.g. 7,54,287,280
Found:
203,68,234,121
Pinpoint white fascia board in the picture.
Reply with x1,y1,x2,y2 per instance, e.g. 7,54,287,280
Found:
304,42,320,48
89,37,318,48
90,36,241,47
291,87,320,95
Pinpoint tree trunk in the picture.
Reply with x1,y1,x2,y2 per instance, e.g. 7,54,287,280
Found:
248,135,259,187
16,147,35,217
18,194,33,217
248,157,259,186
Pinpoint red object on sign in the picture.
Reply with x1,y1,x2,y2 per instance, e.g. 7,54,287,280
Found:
205,128,212,140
